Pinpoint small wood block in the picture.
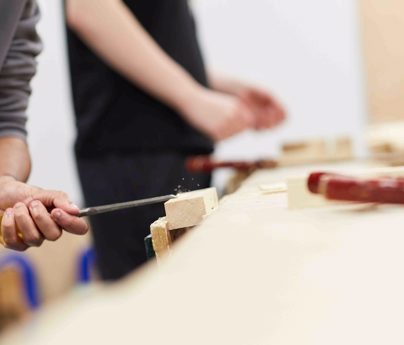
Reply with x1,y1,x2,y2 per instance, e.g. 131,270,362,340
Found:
259,182,287,195
280,137,353,166
367,122,404,154
287,177,340,209
287,166,404,209
164,188,219,230
150,218,172,260
335,137,353,158
282,139,326,155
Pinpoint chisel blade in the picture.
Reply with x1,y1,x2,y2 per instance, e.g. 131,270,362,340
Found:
78,194,177,217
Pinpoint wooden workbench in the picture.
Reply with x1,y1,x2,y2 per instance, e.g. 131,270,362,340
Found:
3,161,404,344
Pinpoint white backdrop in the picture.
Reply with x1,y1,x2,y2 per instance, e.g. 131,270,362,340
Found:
27,0,367,204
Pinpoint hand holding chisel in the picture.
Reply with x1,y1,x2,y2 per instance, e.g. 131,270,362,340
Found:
0,194,176,248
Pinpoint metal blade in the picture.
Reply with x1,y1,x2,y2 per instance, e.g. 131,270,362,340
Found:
78,194,177,217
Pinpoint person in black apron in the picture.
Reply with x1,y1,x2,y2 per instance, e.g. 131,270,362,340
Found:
65,0,286,280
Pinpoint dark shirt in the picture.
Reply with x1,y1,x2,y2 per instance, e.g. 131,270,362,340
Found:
65,0,214,156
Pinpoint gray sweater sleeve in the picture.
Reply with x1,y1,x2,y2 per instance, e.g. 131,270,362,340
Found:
0,0,42,140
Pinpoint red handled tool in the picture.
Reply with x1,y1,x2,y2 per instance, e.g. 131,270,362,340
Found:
308,172,404,204
186,156,278,173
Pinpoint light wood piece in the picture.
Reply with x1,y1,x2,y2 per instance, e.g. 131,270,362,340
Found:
150,218,171,261
367,121,404,154
360,0,404,123
7,161,404,345
164,188,218,230
259,182,287,194
279,137,353,166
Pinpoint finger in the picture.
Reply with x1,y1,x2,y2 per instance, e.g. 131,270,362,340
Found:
51,209,88,235
2,209,28,251
54,194,80,215
221,120,243,140
258,107,282,129
29,200,62,241
271,108,286,127
239,104,255,128
270,101,287,121
14,202,44,247
253,111,271,130
246,88,274,106
214,119,238,141
32,190,80,215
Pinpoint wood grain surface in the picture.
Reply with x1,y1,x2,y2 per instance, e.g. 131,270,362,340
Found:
3,161,404,344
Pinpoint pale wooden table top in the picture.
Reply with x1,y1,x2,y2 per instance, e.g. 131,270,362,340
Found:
3,160,404,345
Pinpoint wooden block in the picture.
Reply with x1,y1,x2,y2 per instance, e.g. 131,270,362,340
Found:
287,177,340,209
282,139,326,155
169,228,189,242
164,188,218,230
367,122,404,154
334,137,353,159
259,182,287,195
150,218,172,261
280,137,353,166
287,166,404,209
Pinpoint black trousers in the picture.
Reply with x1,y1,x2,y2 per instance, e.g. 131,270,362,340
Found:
76,151,211,281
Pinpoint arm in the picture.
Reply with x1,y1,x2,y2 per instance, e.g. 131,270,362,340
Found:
66,0,255,141
0,2,88,251
0,138,31,182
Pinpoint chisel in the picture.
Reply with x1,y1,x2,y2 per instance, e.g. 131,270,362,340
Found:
0,194,177,246
77,194,177,217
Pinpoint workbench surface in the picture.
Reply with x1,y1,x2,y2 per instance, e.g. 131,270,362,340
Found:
3,161,404,345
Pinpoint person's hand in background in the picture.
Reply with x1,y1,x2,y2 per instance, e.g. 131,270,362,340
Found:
179,86,255,141
0,176,88,251
209,73,286,130
66,0,281,143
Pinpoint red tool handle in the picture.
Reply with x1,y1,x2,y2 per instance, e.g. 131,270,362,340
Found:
308,172,404,204
186,156,277,173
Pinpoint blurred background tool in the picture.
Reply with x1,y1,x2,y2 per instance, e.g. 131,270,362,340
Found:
186,156,278,173
308,172,404,204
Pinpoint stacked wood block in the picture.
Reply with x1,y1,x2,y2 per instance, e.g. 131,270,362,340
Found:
150,188,219,262
279,137,353,166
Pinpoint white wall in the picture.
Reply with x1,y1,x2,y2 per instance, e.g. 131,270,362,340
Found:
28,0,82,202
27,0,367,203
194,0,367,159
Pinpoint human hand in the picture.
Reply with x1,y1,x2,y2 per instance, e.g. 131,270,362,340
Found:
0,176,88,251
238,86,286,130
180,87,255,141
209,74,286,130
